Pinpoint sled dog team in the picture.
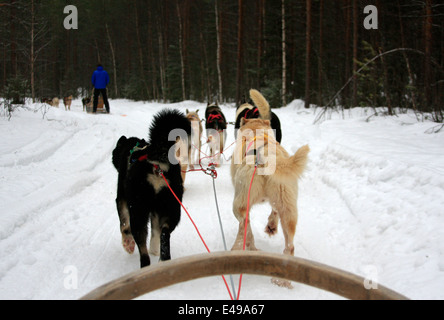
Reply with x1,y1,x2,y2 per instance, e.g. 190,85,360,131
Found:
112,89,309,287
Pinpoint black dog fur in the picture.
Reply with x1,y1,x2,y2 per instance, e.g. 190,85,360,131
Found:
112,109,191,268
205,103,228,164
234,97,282,143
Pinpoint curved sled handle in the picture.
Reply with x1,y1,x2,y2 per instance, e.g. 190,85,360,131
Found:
80,251,408,300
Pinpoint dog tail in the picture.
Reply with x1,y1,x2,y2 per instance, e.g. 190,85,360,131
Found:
273,145,310,180
147,109,191,163
148,109,191,146
250,89,271,120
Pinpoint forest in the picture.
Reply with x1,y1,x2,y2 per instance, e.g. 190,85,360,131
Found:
1,0,443,122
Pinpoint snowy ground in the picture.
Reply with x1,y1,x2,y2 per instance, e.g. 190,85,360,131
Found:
0,99,443,300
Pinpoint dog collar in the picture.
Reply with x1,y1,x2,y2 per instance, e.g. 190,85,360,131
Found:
245,134,269,156
130,143,149,164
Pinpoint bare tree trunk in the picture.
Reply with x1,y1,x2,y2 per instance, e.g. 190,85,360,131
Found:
352,0,358,108
105,24,118,97
282,0,287,107
379,48,393,115
30,0,35,102
424,0,433,108
236,0,244,104
147,6,159,101
344,0,351,106
257,0,265,89
304,0,312,109
376,0,392,115
177,0,186,101
318,0,324,106
215,0,223,103
134,2,149,98
10,0,17,78
199,6,211,102
158,28,166,102
397,0,418,112
94,38,101,64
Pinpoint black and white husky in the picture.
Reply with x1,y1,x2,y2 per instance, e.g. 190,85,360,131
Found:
112,109,191,268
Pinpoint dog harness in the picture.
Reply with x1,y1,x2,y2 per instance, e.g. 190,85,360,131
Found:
243,107,259,119
130,143,148,163
207,113,224,124
129,143,164,176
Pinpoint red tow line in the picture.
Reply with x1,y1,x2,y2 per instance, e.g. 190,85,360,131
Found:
236,165,258,300
157,166,234,300
155,144,258,300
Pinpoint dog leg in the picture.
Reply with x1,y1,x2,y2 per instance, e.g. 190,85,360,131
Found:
265,210,279,236
281,210,297,256
149,215,161,256
271,206,297,289
160,226,171,261
189,147,195,170
180,163,188,185
116,199,135,254
217,132,226,167
231,217,257,251
134,232,150,268
130,208,150,268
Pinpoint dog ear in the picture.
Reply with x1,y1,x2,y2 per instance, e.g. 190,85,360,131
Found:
117,136,127,145
263,120,271,127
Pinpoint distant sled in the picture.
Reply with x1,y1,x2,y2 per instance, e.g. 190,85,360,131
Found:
85,89,106,114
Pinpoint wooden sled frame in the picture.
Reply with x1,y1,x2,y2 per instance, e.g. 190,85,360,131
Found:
85,89,106,114
80,251,408,300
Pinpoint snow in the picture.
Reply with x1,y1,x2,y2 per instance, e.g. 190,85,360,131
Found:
1,99,443,300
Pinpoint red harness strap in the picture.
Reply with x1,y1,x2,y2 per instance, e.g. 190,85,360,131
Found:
207,113,223,123
244,107,259,119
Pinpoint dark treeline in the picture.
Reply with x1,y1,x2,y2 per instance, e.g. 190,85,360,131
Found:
1,0,443,121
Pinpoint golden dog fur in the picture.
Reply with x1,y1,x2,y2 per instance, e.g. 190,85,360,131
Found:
186,109,203,170
231,90,309,285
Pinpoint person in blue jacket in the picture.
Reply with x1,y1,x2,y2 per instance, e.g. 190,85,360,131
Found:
91,64,110,113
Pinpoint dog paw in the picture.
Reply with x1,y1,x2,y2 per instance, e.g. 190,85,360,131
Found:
122,235,135,254
271,278,294,289
265,224,278,236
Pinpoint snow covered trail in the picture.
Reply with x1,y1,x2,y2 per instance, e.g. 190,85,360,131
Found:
0,99,443,300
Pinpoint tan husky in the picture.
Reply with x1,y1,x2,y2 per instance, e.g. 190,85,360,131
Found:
231,89,309,287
